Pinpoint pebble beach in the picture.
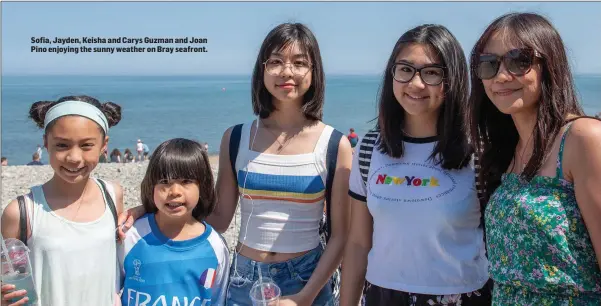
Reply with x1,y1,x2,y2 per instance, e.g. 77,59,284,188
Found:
0,156,242,252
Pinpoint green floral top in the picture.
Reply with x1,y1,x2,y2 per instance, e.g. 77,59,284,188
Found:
485,123,601,305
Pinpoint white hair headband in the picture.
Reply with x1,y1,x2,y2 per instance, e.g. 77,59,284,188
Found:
43,100,109,133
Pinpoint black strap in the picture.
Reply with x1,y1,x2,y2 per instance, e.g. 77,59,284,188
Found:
324,129,343,243
17,195,28,246
359,129,380,186
96,179,118,239
229,124,243,183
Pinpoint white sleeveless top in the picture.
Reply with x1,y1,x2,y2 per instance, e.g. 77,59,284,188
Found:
24,178,118,306
235,122,334,253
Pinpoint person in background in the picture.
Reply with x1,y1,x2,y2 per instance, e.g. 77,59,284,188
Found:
1,157,8,166
26,152,43,166
110,148,122,163
142,142,150,160
123,148,135,163
347,128,358,150
99,150,109,163
35,145,43,162
136,139,144,161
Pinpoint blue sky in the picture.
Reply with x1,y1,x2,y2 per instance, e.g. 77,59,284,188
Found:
2,2,600,76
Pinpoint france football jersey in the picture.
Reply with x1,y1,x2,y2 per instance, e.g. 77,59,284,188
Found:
118,213,230,306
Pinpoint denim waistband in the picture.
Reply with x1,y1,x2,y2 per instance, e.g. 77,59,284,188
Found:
232,244,323,280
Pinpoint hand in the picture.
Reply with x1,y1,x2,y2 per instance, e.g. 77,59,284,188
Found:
277,293,312,306
1,284,29,306
116,206,145,241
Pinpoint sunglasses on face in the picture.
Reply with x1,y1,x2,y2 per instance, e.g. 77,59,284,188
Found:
476,48,542,80
391,62,445,86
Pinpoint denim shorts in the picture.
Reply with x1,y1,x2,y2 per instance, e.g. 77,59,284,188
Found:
225,245,333,306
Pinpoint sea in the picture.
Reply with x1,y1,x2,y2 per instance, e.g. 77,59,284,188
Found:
2,74,600,165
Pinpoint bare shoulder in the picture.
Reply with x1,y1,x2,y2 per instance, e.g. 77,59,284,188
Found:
567,118,601,149
110,181,125,213
1,199,22,238
337,132,352,154
219,123,244,158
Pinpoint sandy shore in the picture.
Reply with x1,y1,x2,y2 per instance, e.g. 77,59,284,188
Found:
0,155,242,252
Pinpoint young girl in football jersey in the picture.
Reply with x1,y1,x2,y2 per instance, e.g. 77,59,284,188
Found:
118,138,229,306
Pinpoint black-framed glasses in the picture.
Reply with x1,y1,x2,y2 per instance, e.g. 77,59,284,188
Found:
391,62,445,86
263,58,313,76
476,48,542,80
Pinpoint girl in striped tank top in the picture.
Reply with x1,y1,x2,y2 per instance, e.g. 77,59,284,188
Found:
210,23,353,306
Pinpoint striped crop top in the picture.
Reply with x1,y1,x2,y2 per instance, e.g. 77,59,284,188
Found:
234,122,334,253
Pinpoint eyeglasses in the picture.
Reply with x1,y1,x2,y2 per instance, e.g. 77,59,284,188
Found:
391,63,445,86
476,48,542,80
263,58,312,76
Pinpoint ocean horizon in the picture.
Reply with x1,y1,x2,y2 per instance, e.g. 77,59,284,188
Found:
2,74,600,165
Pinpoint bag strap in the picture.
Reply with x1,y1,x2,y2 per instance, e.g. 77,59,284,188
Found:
96,179,119,240
17,195,28,246
324,129,344,243
358,129,380,186
229,124,243,183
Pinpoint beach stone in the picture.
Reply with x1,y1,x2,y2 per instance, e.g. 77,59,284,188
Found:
0,161,240,252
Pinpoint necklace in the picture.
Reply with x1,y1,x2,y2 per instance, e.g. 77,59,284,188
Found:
402,130,416,138
65,179,89,222
260,119,305,153
517,133,534,172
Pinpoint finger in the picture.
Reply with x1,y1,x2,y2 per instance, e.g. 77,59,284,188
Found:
8,297,29,306
124,214,134,229
2,289,26,300
0,285,15,293
116,211,129,226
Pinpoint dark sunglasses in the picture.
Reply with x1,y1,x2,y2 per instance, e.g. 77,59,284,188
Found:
476,48,542,80
391,62,445,86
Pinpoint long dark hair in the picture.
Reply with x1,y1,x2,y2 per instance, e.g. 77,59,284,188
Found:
251,23,325,121
140,138,216,221
377,24,471,170
467,12,584,202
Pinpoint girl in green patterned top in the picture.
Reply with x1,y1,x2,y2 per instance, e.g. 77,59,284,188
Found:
466,12,601,305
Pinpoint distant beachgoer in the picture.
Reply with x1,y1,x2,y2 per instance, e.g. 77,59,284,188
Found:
99,150,109,163
124,148,135,163
340,24,491,306
110,148,122,163
142,142,150,160
1,157,7,166
467,12,601,305
118,138,229,305
26,152,43,166
36,144,43,161
0,95,124,305
347,128,358,148
136,139,144,161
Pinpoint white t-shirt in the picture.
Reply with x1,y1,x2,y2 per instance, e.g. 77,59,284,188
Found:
349,135,489,295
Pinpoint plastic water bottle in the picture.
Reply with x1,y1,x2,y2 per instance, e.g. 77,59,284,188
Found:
1,238,38,305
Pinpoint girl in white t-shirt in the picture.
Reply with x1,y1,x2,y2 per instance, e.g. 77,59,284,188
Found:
339,24,491,306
